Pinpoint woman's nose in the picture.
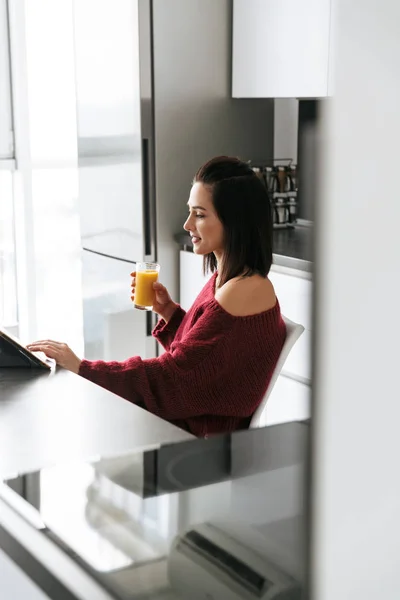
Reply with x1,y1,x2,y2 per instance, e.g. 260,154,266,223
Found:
183,215,192,231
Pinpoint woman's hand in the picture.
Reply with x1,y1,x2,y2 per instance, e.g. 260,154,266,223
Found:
26,340,82,374
130,271,178,323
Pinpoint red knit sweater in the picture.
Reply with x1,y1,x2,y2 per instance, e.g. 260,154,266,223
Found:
79,273,286,437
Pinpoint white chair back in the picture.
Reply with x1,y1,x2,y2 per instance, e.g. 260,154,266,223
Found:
250,316,305,428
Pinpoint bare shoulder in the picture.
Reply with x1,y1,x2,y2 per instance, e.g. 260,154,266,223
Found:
215,275,277,317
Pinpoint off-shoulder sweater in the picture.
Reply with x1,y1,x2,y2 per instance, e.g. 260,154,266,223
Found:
79,273,286,437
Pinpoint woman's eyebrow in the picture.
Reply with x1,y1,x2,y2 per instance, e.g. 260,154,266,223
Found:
188,204,207,211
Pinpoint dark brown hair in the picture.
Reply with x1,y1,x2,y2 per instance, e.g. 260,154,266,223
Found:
193,156,273,287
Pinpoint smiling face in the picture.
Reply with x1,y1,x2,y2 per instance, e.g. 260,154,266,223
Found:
183,182,224,259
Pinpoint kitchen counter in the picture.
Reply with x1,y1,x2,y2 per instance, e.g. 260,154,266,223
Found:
271,224,313,272
175,223,313,273
0,367,193,480
0,421,308,600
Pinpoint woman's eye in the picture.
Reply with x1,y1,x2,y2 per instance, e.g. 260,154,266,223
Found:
195,213,205,219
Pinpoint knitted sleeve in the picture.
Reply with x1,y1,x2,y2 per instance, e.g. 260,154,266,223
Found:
152,305,186,351
78,303,237,421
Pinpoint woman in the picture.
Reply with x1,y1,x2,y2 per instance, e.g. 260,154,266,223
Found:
28,156,286,437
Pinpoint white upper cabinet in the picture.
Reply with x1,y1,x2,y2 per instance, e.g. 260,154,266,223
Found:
232,0,332,98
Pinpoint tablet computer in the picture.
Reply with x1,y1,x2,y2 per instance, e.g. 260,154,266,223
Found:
0,327,52,369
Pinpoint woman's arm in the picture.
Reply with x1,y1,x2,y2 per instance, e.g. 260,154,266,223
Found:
152,304,186,351
79,303,239,421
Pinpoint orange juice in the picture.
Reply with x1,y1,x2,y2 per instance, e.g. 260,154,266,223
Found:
134,270,159,308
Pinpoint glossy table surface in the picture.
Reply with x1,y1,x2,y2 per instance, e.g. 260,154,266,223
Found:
0,367,193,479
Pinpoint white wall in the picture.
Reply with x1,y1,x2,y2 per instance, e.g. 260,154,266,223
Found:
312,1,400,598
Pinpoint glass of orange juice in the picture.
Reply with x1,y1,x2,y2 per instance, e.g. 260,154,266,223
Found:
134,262,160,310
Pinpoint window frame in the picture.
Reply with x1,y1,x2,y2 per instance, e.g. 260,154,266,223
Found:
0,0,14,160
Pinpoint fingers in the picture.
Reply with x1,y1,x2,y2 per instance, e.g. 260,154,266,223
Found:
153,282,169,301
130,274,136,302
26,341,80,373
27,340,64,348
27,340,68,358
26,343,59,359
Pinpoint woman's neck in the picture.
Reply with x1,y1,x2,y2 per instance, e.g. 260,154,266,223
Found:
214,252,224,289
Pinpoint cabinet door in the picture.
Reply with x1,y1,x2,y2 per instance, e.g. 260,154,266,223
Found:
232,0,332,98
263,375,311,426
269,266,312,382
269,267,312,331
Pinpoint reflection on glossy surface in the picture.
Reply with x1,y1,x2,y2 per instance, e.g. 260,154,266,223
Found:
2,423,307,599
168,522,302,600
41,464,138,572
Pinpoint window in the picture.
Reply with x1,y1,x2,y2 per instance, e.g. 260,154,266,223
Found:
1,0,84,346
0,0,17,331
0,171,17,328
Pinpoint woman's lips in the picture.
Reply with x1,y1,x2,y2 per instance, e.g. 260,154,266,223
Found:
191,236,201,244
